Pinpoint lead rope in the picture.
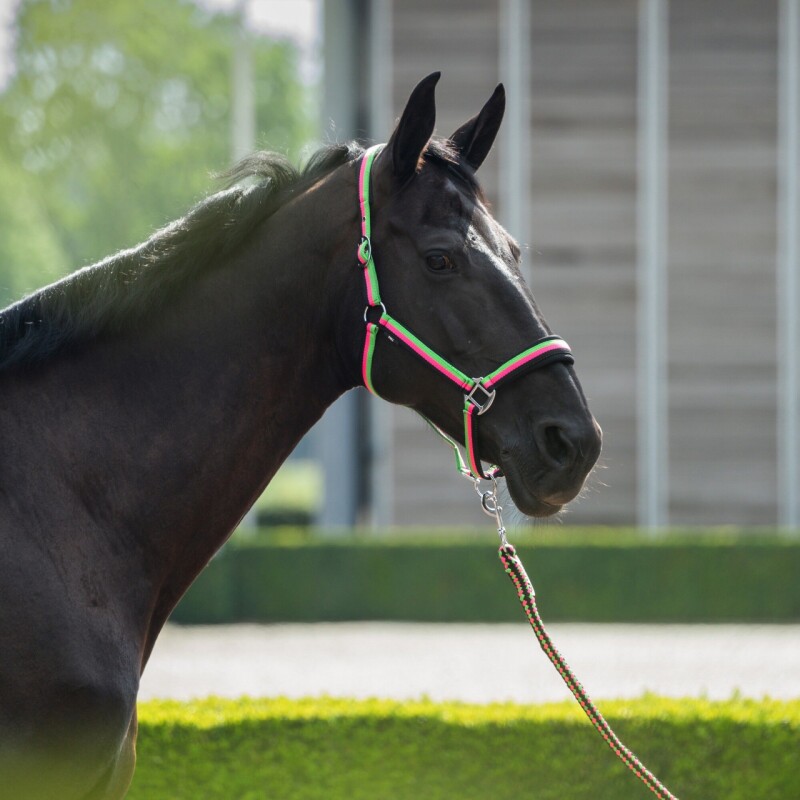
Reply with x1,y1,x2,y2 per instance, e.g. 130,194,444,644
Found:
477,479,679,800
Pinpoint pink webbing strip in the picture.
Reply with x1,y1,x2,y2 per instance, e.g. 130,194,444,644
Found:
358,155,371,243
358,145,383,307
361,254,380,308
463,404,485,479
484,338,571,389
463,404,501,480
379,315,474,391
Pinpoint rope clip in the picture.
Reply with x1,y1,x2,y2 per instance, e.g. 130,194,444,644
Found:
474,477,508,547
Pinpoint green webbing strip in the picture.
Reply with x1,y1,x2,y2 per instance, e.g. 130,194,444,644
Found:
379,313,474,390
363,322,379,396
360,145,378,239
484,337,567,386
359,144,384,307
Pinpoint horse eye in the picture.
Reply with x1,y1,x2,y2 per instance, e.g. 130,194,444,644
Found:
426,254,454,272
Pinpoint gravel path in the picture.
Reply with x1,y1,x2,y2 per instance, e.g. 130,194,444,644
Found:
138,622,800,703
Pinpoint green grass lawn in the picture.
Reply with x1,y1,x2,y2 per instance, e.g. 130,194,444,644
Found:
128,695,800,799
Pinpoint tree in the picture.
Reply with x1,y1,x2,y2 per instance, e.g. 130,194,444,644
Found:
0,0,312,303
0,151,69,307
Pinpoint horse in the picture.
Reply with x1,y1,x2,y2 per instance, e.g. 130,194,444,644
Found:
0,72,601,799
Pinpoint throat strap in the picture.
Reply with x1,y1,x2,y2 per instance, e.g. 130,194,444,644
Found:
356,144,574,479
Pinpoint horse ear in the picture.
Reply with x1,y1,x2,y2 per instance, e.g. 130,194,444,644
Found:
449,83,506,171
382,71,440,184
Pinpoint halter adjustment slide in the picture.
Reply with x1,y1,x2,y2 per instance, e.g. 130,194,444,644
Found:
358,235,372,265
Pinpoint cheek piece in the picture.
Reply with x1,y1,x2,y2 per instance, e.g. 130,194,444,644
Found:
357,144,574,480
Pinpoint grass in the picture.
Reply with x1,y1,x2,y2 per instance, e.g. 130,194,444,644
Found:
128,695,800,799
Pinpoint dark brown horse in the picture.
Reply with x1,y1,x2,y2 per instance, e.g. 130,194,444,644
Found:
0,73,600,798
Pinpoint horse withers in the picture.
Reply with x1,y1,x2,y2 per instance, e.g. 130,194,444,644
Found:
0,73,600,798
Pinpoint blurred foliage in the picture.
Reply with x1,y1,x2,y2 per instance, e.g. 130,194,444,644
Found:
0,150,69,299
0,0,313,307
234,458,322,529
253,458,322,512
130,695,800,799
172,534,800,624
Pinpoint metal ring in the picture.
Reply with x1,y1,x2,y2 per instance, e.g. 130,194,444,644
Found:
363,302,387,323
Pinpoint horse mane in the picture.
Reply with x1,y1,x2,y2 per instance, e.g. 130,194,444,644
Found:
0,137,465,374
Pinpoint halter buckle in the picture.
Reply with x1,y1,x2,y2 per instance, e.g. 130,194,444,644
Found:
465,381,496,415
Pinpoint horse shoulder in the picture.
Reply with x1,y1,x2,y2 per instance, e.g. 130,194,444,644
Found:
0,528,141,800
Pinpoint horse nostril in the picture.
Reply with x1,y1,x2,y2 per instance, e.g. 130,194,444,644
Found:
541,424,576,469
535,418,602,475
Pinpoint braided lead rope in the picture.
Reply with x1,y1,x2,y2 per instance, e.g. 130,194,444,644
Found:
473,481,677,797
498,542,679,800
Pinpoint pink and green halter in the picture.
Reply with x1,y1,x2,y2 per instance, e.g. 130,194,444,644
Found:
357,144,574,480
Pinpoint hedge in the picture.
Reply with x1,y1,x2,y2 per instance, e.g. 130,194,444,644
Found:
171,530,800,624
128,695,800,799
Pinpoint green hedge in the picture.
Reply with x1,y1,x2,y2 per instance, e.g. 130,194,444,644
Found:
171,531,800,624
128,696,800,799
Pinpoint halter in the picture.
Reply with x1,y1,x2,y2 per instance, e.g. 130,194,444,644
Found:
357,144,575,479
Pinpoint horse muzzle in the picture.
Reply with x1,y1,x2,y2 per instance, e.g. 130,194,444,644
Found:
502,414,603,517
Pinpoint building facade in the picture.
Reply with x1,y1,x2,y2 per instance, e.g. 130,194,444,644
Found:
319,0,797,529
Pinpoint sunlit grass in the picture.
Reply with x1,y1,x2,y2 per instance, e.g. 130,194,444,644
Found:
129,695,800,800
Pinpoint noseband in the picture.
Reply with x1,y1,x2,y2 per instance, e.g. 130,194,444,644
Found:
356,144,574,480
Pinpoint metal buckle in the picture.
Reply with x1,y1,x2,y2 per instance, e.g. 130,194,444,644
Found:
465,381,496,415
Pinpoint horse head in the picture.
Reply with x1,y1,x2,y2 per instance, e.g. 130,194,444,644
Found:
354,72,601,517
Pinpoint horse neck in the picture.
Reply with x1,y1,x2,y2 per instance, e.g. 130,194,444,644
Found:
3,164,362,641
